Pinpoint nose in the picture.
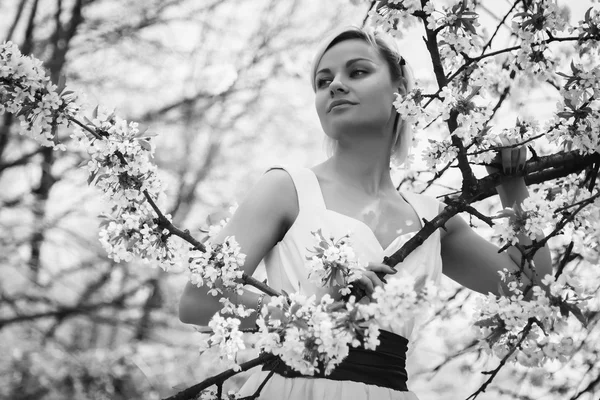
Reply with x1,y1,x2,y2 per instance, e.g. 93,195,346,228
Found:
329,77,348,96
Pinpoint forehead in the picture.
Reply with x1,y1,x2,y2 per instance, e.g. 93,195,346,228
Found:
316,39,383,73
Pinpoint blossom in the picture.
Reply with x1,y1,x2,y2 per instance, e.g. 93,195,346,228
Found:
0,41,79,149
473,269,590,367
358,272,438,334
206,313,246,371
305,229,365,295
393,87,433,131
365,0,425,37
188,236,246,296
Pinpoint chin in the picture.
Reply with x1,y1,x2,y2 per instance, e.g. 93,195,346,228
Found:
324,117,383,135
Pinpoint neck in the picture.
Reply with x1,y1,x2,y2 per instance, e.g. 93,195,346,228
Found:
325,134,395,196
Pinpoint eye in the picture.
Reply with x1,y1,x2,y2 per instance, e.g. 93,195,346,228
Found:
351,69,367,77
316,77,331,89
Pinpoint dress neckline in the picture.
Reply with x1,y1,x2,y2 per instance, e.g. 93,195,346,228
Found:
306,168,422,252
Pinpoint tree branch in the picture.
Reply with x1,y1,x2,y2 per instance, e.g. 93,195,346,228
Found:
142,190,281,298
162,353,276,400
466,318,536,400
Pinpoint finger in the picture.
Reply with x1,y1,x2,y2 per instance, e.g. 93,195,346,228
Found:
494,136,504,148
501,148,511,174
518,146,527,171
366,262,397,275
511,147,520,174
364,270,386,289
357,276,374,295
499,134,511,147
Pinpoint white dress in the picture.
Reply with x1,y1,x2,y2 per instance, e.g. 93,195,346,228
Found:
237,165,443,400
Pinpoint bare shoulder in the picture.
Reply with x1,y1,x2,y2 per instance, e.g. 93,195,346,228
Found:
242,168,299,233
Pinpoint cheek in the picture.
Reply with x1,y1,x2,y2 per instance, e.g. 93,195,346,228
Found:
315,94,328,119
364,87,395,117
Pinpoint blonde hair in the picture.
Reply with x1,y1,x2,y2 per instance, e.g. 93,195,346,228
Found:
310,26,415,166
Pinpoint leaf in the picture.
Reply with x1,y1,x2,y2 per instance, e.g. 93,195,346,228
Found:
557,112,573,119
463,20,477,34
585,7,592,22
138,139,152,151
559,302,588,327
56,73,66,94
87,170,98,186
83,116,95,126
474,316,498,328
92,104,99,119
570,60,580,75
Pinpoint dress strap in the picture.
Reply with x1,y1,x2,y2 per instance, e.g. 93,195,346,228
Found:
264,165,325,213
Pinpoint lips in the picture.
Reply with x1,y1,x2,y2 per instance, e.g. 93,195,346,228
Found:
328,100,357,112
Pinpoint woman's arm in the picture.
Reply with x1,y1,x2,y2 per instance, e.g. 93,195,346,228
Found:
440,179,552,296
178,169,298,328
440,139,552,296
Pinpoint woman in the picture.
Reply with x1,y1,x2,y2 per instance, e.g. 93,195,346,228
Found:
178,26,552,399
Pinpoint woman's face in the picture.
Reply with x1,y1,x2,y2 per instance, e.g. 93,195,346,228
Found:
314,39,399,142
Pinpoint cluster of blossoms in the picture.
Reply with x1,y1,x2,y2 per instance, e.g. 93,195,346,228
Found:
493,184,596,247
473,269,589,367
510,1,569,81
422,138,458,170
254,293,370,376
574,6,600,54
545,61,600,155
512,0,569,41
393,87,432,131
434,2,485,70
1,40,184,269
470,118,541,165
204,313,247,371
253,272,438,376
70,108,182,267
306,229,365,295
365,0,424,38
361,273,439,334
195,230,439,378
0,41,79,149
97,203,177,264
439,83,493,141
188,236,246,297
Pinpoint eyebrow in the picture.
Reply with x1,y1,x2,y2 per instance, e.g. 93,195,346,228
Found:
315,57,374,76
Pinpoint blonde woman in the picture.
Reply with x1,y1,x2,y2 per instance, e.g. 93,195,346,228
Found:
179,26,551,399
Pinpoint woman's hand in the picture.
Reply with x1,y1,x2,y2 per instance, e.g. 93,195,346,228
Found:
485,134,528,176
354,262,397,301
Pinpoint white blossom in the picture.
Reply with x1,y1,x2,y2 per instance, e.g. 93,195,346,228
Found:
188,236,246,296
473,270,589,367
306,229,365,295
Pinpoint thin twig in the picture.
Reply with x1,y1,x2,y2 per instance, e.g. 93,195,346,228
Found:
162,353,276,400
555,241,575,280
480,0,520,55
466,133,546,156
466,319,536,400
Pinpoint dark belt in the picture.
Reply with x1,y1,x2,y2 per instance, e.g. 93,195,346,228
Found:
261,329,409,391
